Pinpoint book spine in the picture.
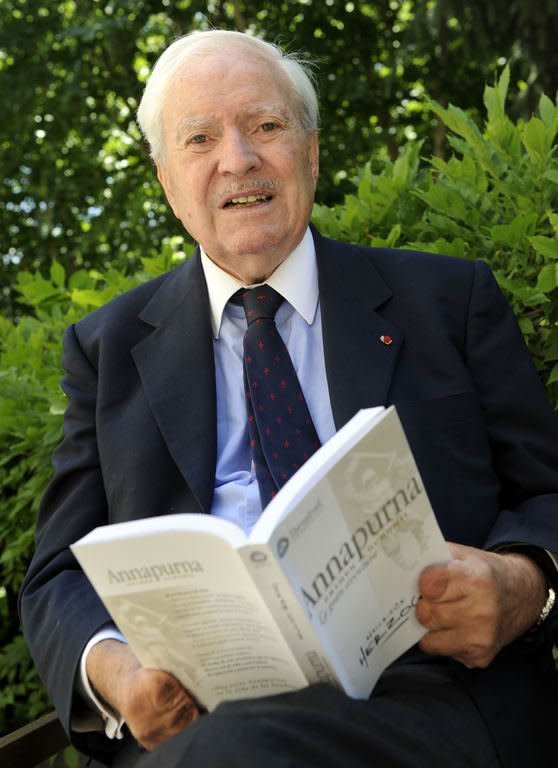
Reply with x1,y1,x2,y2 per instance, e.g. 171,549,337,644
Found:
239,544,341,689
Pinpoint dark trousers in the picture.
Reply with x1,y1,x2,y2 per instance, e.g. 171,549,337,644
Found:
126,660,501,768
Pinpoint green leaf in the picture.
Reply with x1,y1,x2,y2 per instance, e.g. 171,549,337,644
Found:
538,93,558,137
543,169,558,185
497,275,549,306
529,236,558,261
535,264,558,293
497,65,510,108
520,118,551,163
544,330,558,360
490,213,538,246
370,224,402,248
69,270,95,291
414,183,468,222
518,316,535,336
483,65,509,120
63,745,81,768
15,275,60,307
49,261,66,289
430,101,484,148
70,289,106,308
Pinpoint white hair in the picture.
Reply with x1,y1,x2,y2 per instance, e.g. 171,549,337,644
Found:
136,30,319,161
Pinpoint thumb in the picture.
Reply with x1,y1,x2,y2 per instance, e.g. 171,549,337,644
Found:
419,563,451,601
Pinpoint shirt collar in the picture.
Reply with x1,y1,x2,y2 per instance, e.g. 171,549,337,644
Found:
200,227,319,339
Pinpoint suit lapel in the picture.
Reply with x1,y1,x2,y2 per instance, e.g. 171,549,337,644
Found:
131,252,216,514
315,231,403,429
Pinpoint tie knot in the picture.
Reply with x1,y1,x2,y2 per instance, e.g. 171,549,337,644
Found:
238,285,284,325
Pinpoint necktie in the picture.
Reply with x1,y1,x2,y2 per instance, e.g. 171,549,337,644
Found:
238,285,321,507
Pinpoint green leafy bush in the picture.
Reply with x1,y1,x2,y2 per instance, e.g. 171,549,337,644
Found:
1,69,556,746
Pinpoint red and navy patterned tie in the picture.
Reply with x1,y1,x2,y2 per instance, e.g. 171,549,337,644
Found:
238,285,321,507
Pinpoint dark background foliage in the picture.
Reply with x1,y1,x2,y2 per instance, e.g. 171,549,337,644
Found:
1,0,557,315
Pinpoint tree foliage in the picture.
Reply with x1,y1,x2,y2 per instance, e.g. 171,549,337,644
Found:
1,0,557,317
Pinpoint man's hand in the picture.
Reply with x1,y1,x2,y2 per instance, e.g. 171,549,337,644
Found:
86,639,200,750
416,542,547,668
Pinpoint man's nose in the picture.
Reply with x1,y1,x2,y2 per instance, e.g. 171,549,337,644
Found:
218,130,261,175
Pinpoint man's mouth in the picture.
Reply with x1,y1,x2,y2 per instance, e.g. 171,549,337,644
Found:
223,194,273,209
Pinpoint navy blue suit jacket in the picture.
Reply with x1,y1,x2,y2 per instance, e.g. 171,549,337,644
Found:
20,230,558,765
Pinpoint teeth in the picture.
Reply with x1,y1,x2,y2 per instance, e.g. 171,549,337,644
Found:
226,195,270,207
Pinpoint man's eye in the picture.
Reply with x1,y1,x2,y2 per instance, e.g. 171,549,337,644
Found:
260,122,278,133
189,134,208,145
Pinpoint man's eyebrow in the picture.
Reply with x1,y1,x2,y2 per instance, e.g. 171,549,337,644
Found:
244,104,292,120
175,117,216,144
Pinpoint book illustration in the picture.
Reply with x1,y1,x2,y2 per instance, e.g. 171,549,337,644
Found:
330,446,431,572
380,515,430,572
102,592,201,690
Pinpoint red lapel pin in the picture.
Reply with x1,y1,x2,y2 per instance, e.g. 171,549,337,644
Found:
380,335,393,346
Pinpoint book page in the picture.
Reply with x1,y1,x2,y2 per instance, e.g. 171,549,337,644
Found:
259,407,449,698
72,530,308,710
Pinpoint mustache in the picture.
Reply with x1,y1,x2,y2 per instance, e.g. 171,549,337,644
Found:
217,179,278,198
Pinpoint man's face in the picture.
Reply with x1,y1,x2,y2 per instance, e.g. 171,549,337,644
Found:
156,46,319,284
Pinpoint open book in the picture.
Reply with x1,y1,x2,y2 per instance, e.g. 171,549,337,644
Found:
71,406,449,711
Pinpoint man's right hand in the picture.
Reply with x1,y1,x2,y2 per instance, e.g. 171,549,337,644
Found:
86,639,200,750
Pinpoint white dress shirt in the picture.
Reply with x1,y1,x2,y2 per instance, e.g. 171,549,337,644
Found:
203,226,336,533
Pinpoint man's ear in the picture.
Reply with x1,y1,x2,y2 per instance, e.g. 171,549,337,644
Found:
309,130,319,185
155,161,179,218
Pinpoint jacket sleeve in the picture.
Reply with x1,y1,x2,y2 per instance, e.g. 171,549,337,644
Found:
18,323,125,762
464,261,558,552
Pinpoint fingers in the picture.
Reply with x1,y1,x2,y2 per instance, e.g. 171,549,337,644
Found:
418,631,498,669
122,669,201,751
418,545,498,605
416,545,504,668
85,640,201,750
418,564,451,601
415,542,550,670
151,672,190,710
418,610,502,668
135,695,199,751
416,585,500,667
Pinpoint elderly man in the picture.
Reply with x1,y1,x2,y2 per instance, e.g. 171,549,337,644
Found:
20,29,558,768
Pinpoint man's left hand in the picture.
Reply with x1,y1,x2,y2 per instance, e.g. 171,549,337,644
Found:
416,542,547,668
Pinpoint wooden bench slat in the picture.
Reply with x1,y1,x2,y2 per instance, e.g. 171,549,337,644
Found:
0,711,70,767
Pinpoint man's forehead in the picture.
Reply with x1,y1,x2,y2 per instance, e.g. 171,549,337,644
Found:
168,47,293,97
173,44,278,80
161,50,298,130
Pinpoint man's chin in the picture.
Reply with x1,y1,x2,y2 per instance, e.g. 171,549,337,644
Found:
208,235,291,282
228,253,285,284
